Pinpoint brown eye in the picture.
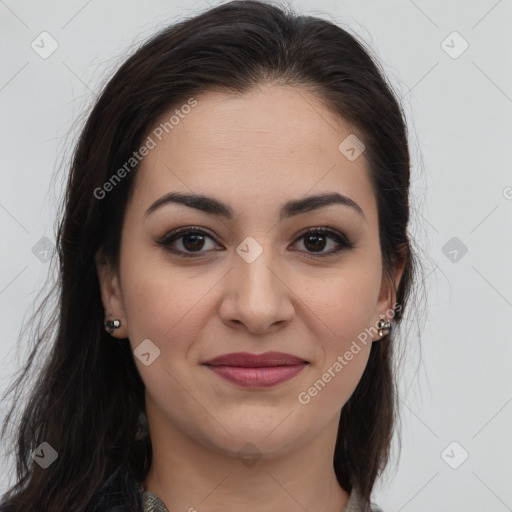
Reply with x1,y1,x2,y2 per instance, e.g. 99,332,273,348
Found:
303,232,328,252
156,227,222,257
181,232,207,252
292,228,355,257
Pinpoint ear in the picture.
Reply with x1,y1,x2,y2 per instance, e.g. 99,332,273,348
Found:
95,247,129,338
372,246,407,340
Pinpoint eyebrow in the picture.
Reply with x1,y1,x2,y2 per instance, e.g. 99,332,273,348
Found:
144,191,365,222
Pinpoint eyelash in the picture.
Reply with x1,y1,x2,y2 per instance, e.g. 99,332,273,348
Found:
155,225,355,259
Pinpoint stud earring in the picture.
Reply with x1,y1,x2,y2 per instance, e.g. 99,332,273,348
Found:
377,317,391,337
105,319,121,335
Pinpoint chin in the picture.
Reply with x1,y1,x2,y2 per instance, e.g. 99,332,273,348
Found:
202,423,304,460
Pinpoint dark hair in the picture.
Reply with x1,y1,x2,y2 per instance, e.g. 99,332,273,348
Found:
1,1,424,510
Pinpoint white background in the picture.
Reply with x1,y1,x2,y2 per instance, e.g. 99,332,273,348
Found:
1,0,511,510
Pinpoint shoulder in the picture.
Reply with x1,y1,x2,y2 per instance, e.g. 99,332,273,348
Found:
0,504,16,512
343,486,385,512
369,499,385,512
0,503,136,512
0,473,143,512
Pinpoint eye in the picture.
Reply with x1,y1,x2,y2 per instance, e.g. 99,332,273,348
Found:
155,226,221,258
290,227,355,257
155,226,355,258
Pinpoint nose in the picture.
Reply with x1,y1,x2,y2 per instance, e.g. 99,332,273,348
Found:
218,246,295,334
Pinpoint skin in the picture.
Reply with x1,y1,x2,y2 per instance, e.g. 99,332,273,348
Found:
96,83,404,512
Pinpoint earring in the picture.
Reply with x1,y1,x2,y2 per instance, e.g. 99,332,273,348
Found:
377,317,391,337
105,319,121,335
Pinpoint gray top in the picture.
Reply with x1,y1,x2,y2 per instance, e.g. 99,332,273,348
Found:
344,486,364,511
141,485,381,512
142,489,169,512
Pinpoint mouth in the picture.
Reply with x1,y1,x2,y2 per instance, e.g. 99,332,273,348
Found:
202,351,309,367
202,351,309,388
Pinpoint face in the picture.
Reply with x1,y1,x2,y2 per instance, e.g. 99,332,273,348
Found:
97,83,402,459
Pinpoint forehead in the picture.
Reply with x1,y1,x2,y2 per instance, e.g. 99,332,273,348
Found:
130,84,377,224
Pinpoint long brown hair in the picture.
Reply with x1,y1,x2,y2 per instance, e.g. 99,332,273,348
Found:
1,1,424,510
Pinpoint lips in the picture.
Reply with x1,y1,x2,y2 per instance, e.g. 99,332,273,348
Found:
202,351,309,388
202,351,308,367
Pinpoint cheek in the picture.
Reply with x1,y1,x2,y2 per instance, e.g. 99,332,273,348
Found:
297,275,376,411
298,264,380,345
119,249,214,356
292,261,379,403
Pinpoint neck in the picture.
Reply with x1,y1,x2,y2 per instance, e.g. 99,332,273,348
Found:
142,404,349,512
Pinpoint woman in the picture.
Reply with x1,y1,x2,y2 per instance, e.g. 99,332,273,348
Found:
0,1,422,511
